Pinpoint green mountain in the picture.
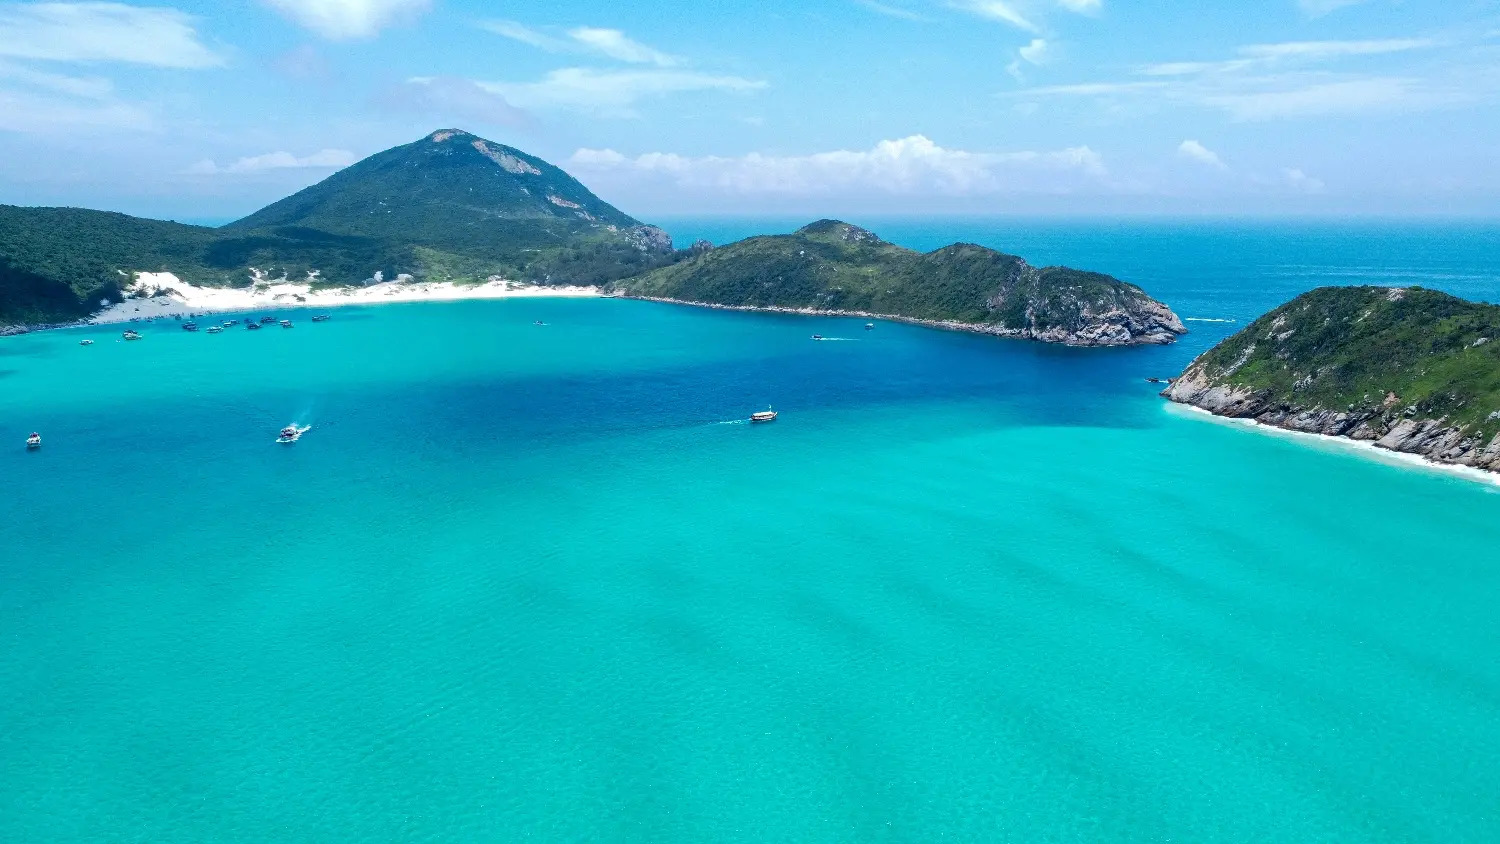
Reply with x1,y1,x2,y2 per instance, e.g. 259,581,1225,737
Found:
1164,285,1500,472
612,220,1186,346
0,129,675,329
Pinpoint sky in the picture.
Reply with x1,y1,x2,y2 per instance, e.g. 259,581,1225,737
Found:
0,0,1497,222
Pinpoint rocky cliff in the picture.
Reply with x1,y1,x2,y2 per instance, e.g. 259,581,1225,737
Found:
1163,285,1500,472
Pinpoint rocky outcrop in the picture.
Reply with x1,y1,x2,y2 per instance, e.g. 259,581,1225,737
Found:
1164,367,1500,473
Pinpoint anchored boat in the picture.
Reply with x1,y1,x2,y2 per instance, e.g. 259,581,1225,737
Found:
750,406,778,423
25,432,41,450
122,330,142,341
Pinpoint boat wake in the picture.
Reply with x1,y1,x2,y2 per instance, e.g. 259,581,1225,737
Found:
813,337,860,341
713,419,748,426
1184,317,1237,323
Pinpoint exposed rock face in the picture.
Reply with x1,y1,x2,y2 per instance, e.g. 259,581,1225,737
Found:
1164,367,1500,473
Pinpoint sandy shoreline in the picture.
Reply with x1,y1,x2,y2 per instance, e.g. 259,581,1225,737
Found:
1166,401,1500,488
79,273,601,326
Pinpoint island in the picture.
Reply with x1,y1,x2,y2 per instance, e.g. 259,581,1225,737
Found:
1164,285,1500,473
610,220,1186,347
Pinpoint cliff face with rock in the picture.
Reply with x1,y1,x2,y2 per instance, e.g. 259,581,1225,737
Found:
1164,286,1500,472
614,220,1185,347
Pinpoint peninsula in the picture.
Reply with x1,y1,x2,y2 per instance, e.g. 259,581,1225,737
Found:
1164,285,1500,473
611,220,1185,347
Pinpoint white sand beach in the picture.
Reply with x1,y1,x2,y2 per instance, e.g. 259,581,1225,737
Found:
1167,401,1500,488
91,272,601,324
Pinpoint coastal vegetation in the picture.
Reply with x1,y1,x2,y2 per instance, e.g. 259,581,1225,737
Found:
612,220,1186,346
1165,285,1500,471
0,129,677,327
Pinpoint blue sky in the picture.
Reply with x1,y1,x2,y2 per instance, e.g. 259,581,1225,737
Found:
0,0,1496,221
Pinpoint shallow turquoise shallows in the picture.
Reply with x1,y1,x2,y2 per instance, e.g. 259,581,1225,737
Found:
3,221,1500,842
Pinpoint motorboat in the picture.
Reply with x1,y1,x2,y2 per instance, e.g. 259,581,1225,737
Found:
122,330,142,341
206,326,224,334
25,432,41,449
811,334,824,341
750,406,778,423
223,319,239,327
276,424,311,444
864,323,875,330
182,321,198,332
280,320,293,328
311,314,330,322
79,339,94,346
260,316,276,324
245,322,262,331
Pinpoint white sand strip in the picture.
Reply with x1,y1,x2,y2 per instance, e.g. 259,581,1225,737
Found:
1166,401,1500,488
91,273,600,325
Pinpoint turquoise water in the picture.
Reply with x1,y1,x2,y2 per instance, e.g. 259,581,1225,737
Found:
3,221,1500,842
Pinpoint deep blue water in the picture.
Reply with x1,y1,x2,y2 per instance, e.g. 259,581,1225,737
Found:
2,219,1499,842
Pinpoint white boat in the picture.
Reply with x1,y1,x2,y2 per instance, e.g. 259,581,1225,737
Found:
276,424,311,444
280,320,293,328
26,432,41,449
750,406,778,423
206,326,224,334
122,330,142,341
79,339,94,346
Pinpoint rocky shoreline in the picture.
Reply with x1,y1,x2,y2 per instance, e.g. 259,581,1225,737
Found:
623,295,1184,347
1163,369,1500,474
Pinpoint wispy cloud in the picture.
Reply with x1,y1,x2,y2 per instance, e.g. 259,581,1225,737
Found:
1298,0,1371,18
0,86,150,132
568,135,1107,196
852,0,930,21
951,0,1040,33
186,148,357,175
261,0,431,40
1177,139,1227,169
1201,77,1429,121
0,2,223,68
1056,0,1101,13
1007,38,1049,81
482,21,681,66
478,68,765,118
1283,167,1326,193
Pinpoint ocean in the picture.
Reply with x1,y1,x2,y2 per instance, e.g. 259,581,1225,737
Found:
2,219,1498,842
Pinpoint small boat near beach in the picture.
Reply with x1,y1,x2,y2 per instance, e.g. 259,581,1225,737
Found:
25,432,41,450
864,323,875,330
79,339,94,346
280,320,293,328
223,320,238,327
122,330,142,341
245,321,261,330
182,322,199,332
750,406,778,423
311,314,330,322
277,424,311,444
260,316,276,324
206,326,224,334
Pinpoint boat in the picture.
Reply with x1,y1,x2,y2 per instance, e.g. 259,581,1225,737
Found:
311,314,330,322
280,319,293,328
811,334,823,341
864,323,875,330
245,322,262,331
276,424,311,444
182,322,198,332
750,406,778,423
206,326,224,334
25,432,41,450
79,339,94,346
260,316,276,324
223,319,238,327
122,330,142,341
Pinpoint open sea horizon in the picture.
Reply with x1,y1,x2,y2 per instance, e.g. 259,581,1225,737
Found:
3,218,1499,842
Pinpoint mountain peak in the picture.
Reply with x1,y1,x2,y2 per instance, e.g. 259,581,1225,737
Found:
796,219,885,246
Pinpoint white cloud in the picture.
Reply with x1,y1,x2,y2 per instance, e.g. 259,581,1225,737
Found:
952,1,1039,33
1298,0,1370,18
187,148,357,175
1177,139,1226,169
1006,81,1168,96
1239,38,1436,61
0,59,113,99
1019,38,1049,64
261,0,430,40
1202,77,1423,121
567,135,1107,196
567,27,680,67
0,2,222,68
1283,167,1326,193
853,0,929,21
384,77,530,127
483,21,682,66
1056,0,1101,12
479,68,765,118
